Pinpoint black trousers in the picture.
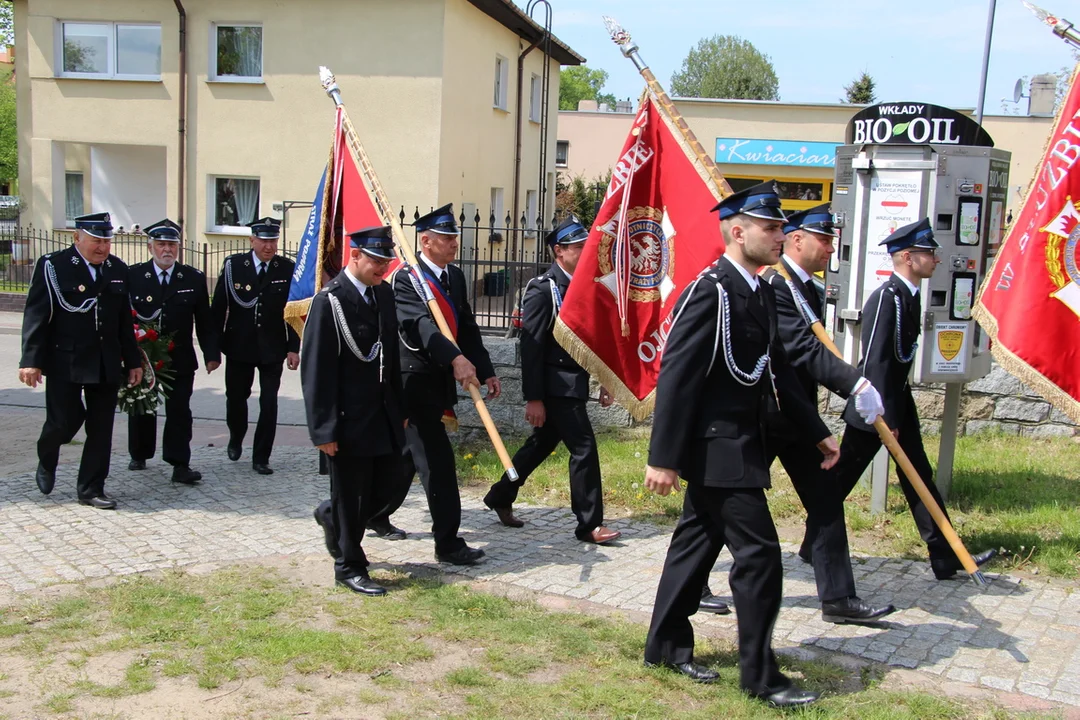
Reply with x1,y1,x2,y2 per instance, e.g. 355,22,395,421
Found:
367,448,414,528
812,397,955,562
128,370,195,466
225,359,283,465
645,484,788,696
401,415,465,555
327,452,402,580
772,434,856,603
483,396,603,538
38,377,119,500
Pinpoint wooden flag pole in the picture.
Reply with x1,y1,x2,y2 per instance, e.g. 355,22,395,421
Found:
319,67,518,481
772,262,987,586
602,16,732,199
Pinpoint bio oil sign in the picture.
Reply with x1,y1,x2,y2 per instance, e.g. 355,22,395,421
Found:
845,103,995,148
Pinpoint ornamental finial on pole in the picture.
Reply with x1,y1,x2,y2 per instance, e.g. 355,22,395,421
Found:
1021,1,1080,47
319,65,343,107
602,16,646,71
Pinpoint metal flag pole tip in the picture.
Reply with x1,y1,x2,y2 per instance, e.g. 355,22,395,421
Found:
1021,1,1080,47
971,570,989,588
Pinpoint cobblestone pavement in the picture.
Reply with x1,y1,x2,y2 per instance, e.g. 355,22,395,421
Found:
1,438,1079,709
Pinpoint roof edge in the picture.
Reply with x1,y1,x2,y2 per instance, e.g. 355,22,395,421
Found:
465,0,586,65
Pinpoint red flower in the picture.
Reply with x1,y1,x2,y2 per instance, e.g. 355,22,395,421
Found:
131,308,138,317
154,360,165,370
133,324,140,331
168,341,176,352
145,329,159,341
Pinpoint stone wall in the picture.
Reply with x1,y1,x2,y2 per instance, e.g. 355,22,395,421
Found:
0,292,26,313
455,337,1078,440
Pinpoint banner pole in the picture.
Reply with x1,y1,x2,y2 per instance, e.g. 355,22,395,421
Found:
602,16,732,198
319,67,519,481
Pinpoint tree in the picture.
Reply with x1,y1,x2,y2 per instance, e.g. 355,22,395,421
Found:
670,35,779,100
559,65,616,111
555,171,611,229
843,72,876,104
0,75,15,184
0,1,12,47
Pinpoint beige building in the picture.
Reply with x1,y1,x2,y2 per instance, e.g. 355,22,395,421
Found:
14,0,581,259
558,98,1054,218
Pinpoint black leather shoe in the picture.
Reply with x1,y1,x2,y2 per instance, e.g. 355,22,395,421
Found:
492,506,525,528
35,463,56,495
227,444,241,461
128,459,146,471
314,506,341,558
644,660,718,684
822,596,897,624
252,463,274,475
699,585,731,615
336,575,387,596
753,686,820,708
436,546,486,565
369,521,407,541
171,466,202,485
931,548,997,580
78,495,117,510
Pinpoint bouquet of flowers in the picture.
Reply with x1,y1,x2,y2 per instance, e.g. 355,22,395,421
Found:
117,310,176,415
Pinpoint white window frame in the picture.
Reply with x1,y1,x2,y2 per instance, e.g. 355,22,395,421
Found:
208,175,262,235
493,55,508,111
64,172,85,228
490,187,505,227
555,140,569,168
209,22,264,83
529,74,542,123
524,189,538,237
56,21,162,81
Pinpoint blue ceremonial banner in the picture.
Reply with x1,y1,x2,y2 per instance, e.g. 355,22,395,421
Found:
714,138,837,168
288,167,328,304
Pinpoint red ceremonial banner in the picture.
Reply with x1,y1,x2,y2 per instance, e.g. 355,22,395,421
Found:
973,65,1080,424
553,95,725,420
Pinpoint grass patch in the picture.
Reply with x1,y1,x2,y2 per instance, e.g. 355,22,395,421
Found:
457,430,1080,578
0,567,1050,718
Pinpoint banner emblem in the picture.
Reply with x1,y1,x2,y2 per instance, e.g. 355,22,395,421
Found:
596,206,674,302
1043,199,1080,319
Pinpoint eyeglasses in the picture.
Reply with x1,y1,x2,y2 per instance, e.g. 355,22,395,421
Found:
908,248,940,258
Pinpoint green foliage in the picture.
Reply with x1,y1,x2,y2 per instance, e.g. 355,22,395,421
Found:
559,65,617,111
670,35,779,101
0,1,11,47
0,67,15,184
844,71,877,104
554,171,611,230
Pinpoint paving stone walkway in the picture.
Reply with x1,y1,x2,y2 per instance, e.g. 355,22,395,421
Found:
1,442,1078,709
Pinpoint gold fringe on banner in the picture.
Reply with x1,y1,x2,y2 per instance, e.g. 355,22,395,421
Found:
553,316,656,421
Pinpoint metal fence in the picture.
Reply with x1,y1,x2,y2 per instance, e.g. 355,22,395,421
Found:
0,209,565,330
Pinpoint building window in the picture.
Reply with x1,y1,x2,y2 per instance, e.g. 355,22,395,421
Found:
529,74,542,123
490,187,505,226
493,55,508,111
58,22,161,79
211,24,263,81
555,141,569,168
65,173,84,227
525,189,538,237
211,176,260,231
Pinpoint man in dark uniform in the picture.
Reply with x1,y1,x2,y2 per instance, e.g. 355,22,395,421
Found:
754,203,896,623
211,217,300,475
303,226,406,595
643,182,836,708
392,203,500,566
127,219,220,485
482,216,621,544
19,212,142,509
820,217,996,580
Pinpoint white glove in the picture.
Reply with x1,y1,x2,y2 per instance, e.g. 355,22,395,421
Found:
854,380,885,425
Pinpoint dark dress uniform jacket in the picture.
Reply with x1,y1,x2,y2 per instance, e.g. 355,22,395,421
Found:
302,273,405,456
647,259,829,488
129,261,219,374
842,274,920,432
394,260,495,413
21,246,140,384
520,263,589,401
210,252,300,365
762,256,862,438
